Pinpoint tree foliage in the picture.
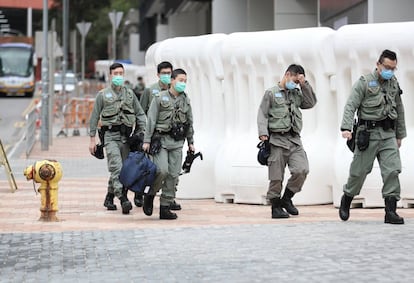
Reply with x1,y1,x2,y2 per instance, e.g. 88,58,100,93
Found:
50,0,139,73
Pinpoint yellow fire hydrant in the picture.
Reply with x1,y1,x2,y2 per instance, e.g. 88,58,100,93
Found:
24,159,63,222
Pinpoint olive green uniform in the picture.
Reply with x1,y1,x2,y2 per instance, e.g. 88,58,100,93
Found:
257,82,317,200
140,81,168,114
341,71,406,199
144,90,194,206
89,85,146,199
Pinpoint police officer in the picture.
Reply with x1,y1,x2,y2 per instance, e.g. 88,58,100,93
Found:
89,62,146,215
339,49,406,224
257,64,317,219
136,61,181,211
142,68,195,220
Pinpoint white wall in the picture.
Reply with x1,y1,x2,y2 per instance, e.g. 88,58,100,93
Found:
370,0,414,23
212,0,248,33
274,0,318,30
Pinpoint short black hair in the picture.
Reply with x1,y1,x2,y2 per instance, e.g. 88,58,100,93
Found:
378,49,397,63
171,68,187,79
285,64,302,75
109,62,124,73
157,61,173,73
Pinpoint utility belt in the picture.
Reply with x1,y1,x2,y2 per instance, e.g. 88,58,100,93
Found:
274,129,298,136
155,122,189,141
358,118,395,130
101,124,132,136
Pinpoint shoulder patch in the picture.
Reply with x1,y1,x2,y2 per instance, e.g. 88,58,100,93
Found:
152,89,160,94
274,92,283,98
161,95,170,102
368,80,378,87
105,92,113,98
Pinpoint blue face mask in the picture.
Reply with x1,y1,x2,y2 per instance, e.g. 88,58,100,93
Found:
174,82,186,93
160,74,171,85
112,75,124,86
285,80,297,90
380,69,394,80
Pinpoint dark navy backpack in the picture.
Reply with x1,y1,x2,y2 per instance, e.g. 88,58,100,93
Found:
119,151,157,193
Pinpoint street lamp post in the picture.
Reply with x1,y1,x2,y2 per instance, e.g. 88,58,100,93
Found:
108,10,123,60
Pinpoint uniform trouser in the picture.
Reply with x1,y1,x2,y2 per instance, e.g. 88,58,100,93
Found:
343,137,401,199
267,142,309,200
105,132,129,199
150,146,183,206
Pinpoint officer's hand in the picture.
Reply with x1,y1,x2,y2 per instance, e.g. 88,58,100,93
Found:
189,144,195,153
142,142,150,152
342,131,352,140
259,135,268,141
298,74,306,86
89,139,96,155
397,139,402,148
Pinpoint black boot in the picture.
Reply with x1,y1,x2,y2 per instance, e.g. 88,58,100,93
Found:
143,194,155,216
270,198,289,219
339,194,353,221
160,205,177,220
103,192,117,210
281,188,299,215
119,195,132,215
134,192,143,207
384,196,404,224
169,200,182,211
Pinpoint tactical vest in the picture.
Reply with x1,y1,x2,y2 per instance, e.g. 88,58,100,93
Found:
267,86,303,134
100,86,136,127
155,91,191,132
358,72,400,121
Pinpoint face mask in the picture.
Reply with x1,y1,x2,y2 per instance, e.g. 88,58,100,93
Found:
380,69,394,80
174,82,186,93
112,75,124,86
160,74,171,85
285,80,297,90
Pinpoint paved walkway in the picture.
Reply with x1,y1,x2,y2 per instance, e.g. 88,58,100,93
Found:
1,133,413,282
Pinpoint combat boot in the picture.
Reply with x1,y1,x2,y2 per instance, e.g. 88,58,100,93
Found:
143,194,155,216
281,188,299,215
103,192,117,210
160,205,177,220
169,200,182,211
384,196,404,224
119,195,132,215
339,194,353,221
134,192,143,207
270,198,289,219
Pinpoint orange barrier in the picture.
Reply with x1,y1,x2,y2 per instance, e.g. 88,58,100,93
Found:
61,97,95,136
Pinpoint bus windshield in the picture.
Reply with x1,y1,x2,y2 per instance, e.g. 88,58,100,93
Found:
0,45,33,77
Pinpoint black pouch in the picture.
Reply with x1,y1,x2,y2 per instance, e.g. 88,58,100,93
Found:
356,128,370,151
382,118,395,131
170,122,189,141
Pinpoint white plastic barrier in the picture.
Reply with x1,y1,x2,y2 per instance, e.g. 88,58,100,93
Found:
215,27,335,204
332,22,414,208
144,34,228,198
144,22,414,207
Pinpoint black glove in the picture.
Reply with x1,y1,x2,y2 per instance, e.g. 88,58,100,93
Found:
149,132,162,155
182,150,203,173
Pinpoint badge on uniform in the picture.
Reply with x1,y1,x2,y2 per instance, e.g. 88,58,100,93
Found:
152,89,159,94
274,92,283,98
368,80,378,87
105,92,113,98
162,96,169,101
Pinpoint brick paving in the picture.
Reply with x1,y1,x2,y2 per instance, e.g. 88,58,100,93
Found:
0,133,413,282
